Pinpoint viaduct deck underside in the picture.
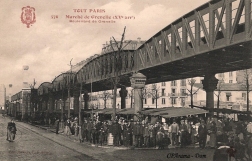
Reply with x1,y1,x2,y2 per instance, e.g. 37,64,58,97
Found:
87,40,252,92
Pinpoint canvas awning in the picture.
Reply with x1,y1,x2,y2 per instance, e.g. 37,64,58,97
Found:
102,108,122,114
161,108,208,118
117,108,135,115
84,109,102,114
192,105,251,114
140,107,171,115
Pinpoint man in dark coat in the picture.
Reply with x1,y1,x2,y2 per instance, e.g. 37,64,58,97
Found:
112,120,121,146
179,120,188,148
81,119,88,142
87,120,93,143
133,121,141,147
55,118,60,134
198,120,208,149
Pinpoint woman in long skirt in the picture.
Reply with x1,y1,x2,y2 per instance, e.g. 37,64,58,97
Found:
209,119,217,148
65,119,71,136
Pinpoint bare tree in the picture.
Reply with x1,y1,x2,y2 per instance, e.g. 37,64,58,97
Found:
97,27,131,120
214,79,224,117
237,69,252,116
67,58,73,118
100,90,111,109
187,78,200,108
139,87,148,108
148,84,160,109
29,78,36,89
109,27,126,121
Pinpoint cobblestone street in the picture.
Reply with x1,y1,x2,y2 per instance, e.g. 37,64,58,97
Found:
0,116,216,161
0,116,98,161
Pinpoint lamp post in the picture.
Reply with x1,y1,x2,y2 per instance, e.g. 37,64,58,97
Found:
22,65,30,121
130,72,146,121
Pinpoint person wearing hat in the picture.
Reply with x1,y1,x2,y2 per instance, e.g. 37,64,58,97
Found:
170,119,179,146
179,119,188,148
198,120,207,149
112,119,121,146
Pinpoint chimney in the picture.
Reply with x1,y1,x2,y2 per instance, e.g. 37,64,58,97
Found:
137,37,141,43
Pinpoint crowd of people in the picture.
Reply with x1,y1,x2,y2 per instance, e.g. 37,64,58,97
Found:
61,114,252,151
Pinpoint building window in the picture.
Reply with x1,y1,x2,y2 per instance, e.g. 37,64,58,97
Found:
180,89,187,96
152,98,155,104
229,72,233,77
161,82,166,86
171,88,176,93
242,93,246,101
171,98,176,105
229,80,233,83
226,92,232,101
181,79,186,86
171,80,177,86
219,73,224,78
162,89,165,96
144,98,147,104
162,98,166,104
181,98,185,106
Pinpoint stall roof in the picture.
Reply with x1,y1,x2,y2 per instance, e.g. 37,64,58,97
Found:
83,107,208,117
102,108,122,115
161,107,208,118
140,107,171,115
84,109,103,114
193,105,252,114
117,108,135,115
147,107,174,116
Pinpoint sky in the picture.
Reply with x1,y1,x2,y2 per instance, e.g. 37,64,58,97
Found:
0,0,209,95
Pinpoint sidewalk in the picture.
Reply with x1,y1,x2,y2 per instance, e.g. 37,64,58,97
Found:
26,121,131,150
26,121,200,150
15,120,130,161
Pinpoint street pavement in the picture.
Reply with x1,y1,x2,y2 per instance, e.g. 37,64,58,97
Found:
0,116,216,161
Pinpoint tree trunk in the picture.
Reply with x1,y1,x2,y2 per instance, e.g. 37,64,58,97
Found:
104,98,107,109
156,90,158,108
217,94,220,117
112,83,117,121
130,94,133,108
190,85,193,108
79,83,82,126
247,85,249,117
68,87,70,119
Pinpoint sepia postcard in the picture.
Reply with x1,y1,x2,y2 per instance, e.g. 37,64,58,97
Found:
0,0,252,161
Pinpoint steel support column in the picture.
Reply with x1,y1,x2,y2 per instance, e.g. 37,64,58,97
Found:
73,89,80,116
202,74,218,112
83,91,89,110
119,86,128,109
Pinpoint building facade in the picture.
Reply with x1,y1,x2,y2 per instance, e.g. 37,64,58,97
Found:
0,84,6,110
89,69,252,113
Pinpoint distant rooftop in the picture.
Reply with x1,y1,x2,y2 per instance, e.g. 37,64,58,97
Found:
101,38,145,54
193,83,252,91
